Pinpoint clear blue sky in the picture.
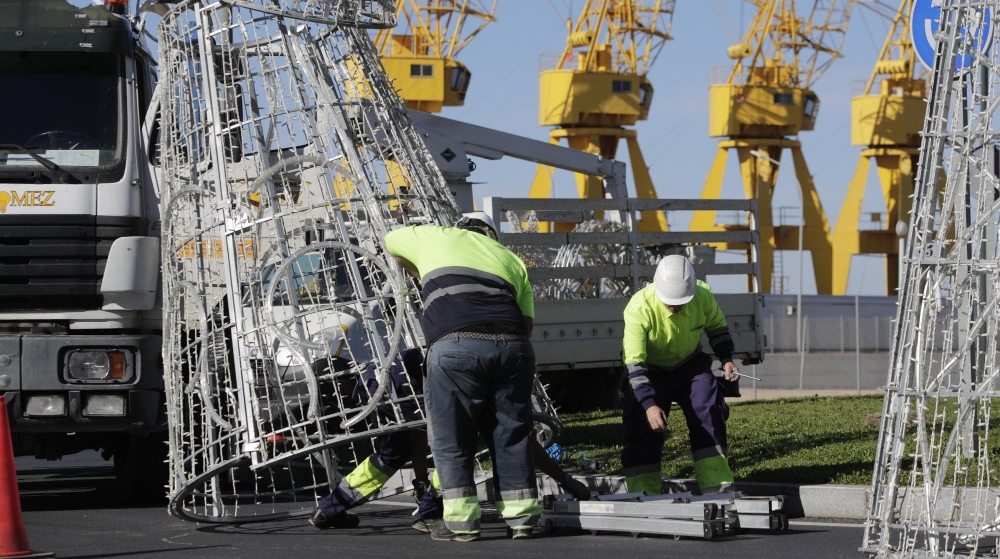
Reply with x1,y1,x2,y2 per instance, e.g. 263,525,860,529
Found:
436,1,910,296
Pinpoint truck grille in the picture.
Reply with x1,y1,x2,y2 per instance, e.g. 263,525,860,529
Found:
0,216,145,311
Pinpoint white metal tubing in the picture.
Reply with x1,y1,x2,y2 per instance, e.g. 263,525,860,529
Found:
158,0,460,522
865,2,1000,556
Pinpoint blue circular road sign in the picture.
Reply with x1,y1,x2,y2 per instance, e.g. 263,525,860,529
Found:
910,0,993,70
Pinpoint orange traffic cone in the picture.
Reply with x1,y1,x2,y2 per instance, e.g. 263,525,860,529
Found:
0,396,54,558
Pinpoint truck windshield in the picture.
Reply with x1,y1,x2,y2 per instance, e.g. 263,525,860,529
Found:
0,51,125,170
256,251,374,306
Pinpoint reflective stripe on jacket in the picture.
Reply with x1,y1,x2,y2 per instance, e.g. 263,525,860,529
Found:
385,225,533,344
622,281,731,409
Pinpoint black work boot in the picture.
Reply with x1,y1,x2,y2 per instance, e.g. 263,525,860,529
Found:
429,519,479,542
506,526,533,539
309,509,361,530
411,517,435,533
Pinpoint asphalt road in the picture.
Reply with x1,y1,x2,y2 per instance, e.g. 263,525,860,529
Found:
17,452,869,559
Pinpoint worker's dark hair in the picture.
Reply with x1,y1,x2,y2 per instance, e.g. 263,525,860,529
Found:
456,218,498,241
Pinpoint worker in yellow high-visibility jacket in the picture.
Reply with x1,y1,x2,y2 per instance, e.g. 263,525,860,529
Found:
621,254,740,496
385,212,541,542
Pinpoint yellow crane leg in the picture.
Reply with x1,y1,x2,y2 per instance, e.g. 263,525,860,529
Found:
789,146,834,295
737,145,778,296
690,144,731,234
831,148,916,295
831,154,870,295
566,133,615,200
694,141,787,293
561,133,610,232
383,158,417,214
875,150,915,295
705,140,834,295
528,163,556,200
877,156,902,296
528,128,668,232
625,136,669,232
528,135,564,233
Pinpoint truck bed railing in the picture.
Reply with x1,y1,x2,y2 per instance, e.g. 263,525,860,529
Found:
484,197,761,292
481,197,765,369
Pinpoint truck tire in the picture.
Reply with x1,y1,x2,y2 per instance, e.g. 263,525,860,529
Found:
113,432,169,504
541,367,624,412
578,367,624,411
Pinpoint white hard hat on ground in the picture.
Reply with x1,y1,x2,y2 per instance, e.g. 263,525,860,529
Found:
653,254,697,305
457,211,499,240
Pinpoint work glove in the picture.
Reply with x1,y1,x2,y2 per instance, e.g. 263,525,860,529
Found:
560,475,592,501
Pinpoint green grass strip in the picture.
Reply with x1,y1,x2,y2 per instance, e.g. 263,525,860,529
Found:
556,395,885,485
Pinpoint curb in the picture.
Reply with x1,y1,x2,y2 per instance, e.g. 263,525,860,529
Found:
734,481,868,519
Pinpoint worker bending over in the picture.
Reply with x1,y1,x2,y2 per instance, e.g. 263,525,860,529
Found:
621,254,739,496
385,212,541,542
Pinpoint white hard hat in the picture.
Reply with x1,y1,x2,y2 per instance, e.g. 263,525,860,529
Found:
653,254,697,305
456,211,499,240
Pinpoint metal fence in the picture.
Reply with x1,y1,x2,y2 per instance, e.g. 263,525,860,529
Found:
764,313,949,354
766,314,892,353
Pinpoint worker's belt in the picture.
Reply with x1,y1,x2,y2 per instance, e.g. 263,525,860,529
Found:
437,331,530,342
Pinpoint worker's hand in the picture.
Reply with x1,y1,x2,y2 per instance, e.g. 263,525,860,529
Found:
392,255,420,279
559,475,592,501
645,405,668,432
722,361,740,381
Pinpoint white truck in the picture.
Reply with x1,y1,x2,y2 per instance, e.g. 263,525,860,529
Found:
0,0,165,500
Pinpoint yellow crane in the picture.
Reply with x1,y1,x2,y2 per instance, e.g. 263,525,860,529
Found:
373,0,498,114
831,0,925,295
690,0,854,295
528,0,675,232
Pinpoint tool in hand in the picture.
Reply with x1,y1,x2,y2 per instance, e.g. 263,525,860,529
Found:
718,367,762,382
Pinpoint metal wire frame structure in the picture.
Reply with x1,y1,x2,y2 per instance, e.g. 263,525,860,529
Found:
158,0,461,522
222,0,397,26
542,219,658,300
505,212,656,300
864,1,1000,556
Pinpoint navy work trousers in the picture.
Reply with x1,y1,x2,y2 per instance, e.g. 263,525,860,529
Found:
425,336,540,534
621,352,734,494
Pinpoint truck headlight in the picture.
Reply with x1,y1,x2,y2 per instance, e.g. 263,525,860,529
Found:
83,394,126,417
67,351,126,380
25,395,66,417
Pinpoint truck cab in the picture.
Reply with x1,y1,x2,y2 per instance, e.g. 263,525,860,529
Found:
0,0,164,500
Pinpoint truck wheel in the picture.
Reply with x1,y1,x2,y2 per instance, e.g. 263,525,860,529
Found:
113,432,169,504
578,368,624,411
540,367,624,412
